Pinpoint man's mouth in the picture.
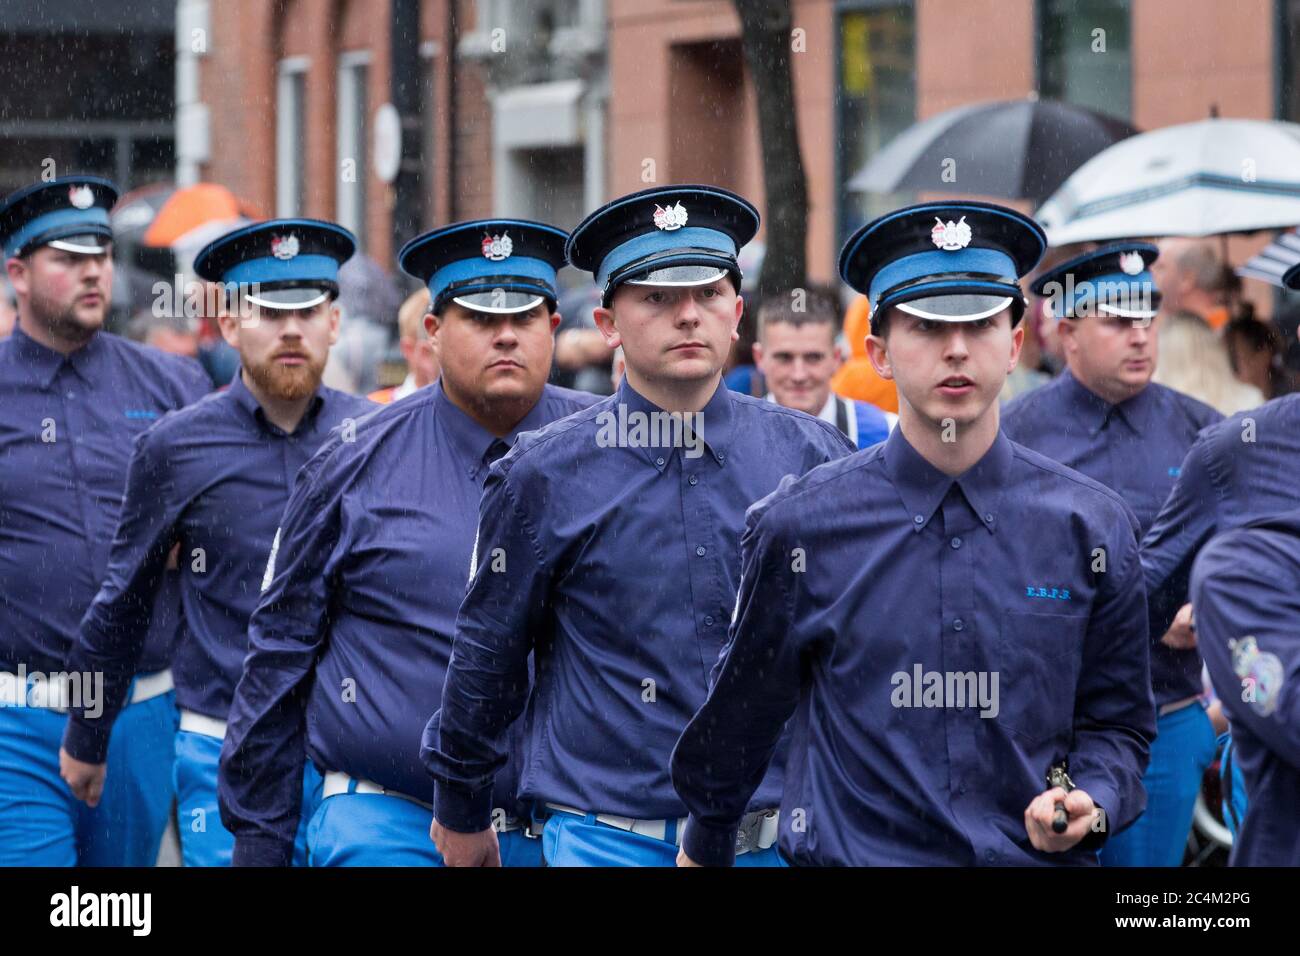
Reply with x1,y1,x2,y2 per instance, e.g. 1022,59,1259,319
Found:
937,375,975,395
274,352,309,365
488,358,523,370
670,341,708,352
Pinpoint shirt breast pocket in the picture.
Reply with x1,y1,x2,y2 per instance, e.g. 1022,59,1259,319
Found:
997,610,1086,745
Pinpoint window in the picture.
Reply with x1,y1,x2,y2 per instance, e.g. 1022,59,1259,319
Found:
836,2,916,242
337,51,370,249
1280,0,1300,120
276,57,308,217
1038,0,1132,120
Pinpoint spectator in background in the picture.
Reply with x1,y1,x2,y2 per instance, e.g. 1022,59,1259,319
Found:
327,254,403,396
753,287,893,448
999,295,1053,403
0,274,15,339
553,282,615,395
829,293,899,414
128,311,201,361
1153,310,1264,415
1152,237,1233,330
369,288,438,404
1224,315,1295,401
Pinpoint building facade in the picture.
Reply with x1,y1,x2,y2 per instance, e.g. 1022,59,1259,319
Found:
178,0,1300,289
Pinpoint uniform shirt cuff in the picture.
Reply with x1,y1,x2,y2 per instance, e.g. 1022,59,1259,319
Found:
433,781,494,833
682,815,738,867
232,833,295,867
1075,780,1119,851
61,716,111,765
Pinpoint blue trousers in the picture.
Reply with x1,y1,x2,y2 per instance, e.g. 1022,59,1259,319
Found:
1101,703,1217,867
173,728,321,867
306,788,543,867
1217,732,1249,839
0,692,176,866
541,812,788,867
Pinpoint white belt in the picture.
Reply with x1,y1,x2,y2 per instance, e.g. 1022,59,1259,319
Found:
322,770,436,812
1158,695,1203,717
179,709,227,739
130,668,174,704
0,667,172,710
544,803,779,854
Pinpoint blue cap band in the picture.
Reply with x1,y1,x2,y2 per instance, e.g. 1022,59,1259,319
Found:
1058,270,1156,315
870,247,1016,310
596,226,736,291
222,254,341,287
428,255,558,301
6,206,111,258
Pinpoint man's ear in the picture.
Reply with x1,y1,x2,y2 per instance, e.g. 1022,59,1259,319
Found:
6,256,28,298
1008,321,1025,373
424,310,442,358
549,310,562,333
731,294,743,344
216,312,241,350
592,305,622,349
751,340,764,368
327,302,341,346
866,333,894,381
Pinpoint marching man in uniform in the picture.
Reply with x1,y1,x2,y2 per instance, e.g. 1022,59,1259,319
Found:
671,202,1156,866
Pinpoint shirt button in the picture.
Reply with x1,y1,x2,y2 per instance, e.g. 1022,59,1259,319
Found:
717,453,725,463
704,615,714,626
984,848,998,863
688,475,698,486
655,456,665,467
913,515,924,525
695,546,706,557
959,784,968,795
952,618,964,631
65,391,75,400
950,537,962,549
985,513,994,524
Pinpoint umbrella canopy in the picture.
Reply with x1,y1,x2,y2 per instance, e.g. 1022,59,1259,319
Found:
1037,118,1300,245
143,183,260,248
847,97,1137,203
1237,229,1300,287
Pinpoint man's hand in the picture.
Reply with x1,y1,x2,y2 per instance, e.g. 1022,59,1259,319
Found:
429,818,501,867
59,748,106,807
676,849,703,867
1160,602,1197,650
1024,786,1098,852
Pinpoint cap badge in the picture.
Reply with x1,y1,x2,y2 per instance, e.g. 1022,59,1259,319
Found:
1119,251,1145,276
270,234,300,260
68,185,95,210
1230,635,1284,717
481,232,513,261
931,216,972,252
653,201,688,231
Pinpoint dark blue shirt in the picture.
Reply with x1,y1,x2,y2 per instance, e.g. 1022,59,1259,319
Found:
422,378,856,833
1192,510,1300,866
61,373,375,763
0,327,210,675
219,381,598,865
1141,393,1300,698
1002,371,1221,706
671,428,1156,866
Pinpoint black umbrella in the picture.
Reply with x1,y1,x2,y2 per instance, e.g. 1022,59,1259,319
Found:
847,96,1138,204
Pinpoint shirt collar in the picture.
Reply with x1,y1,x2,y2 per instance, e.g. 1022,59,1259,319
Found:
615,376,733,469
764,391,839,428
433,378,558,477
9,325,103,389
227,367,327,436
882,425,1011,534
1060,368,1152,437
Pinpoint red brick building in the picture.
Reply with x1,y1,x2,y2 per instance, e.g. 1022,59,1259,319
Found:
178,0,1300,301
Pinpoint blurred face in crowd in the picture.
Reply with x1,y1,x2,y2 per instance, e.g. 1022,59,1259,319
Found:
595,277,742,389
1059,305,1159,405
400,323,440,389
7,245,113,345
754,320,841,416
220,297,339,401
427,301,558,409
868,308,1022,433
146,323,200,359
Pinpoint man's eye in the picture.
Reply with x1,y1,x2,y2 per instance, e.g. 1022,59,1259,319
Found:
645,291,666,304
971,319,993,330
